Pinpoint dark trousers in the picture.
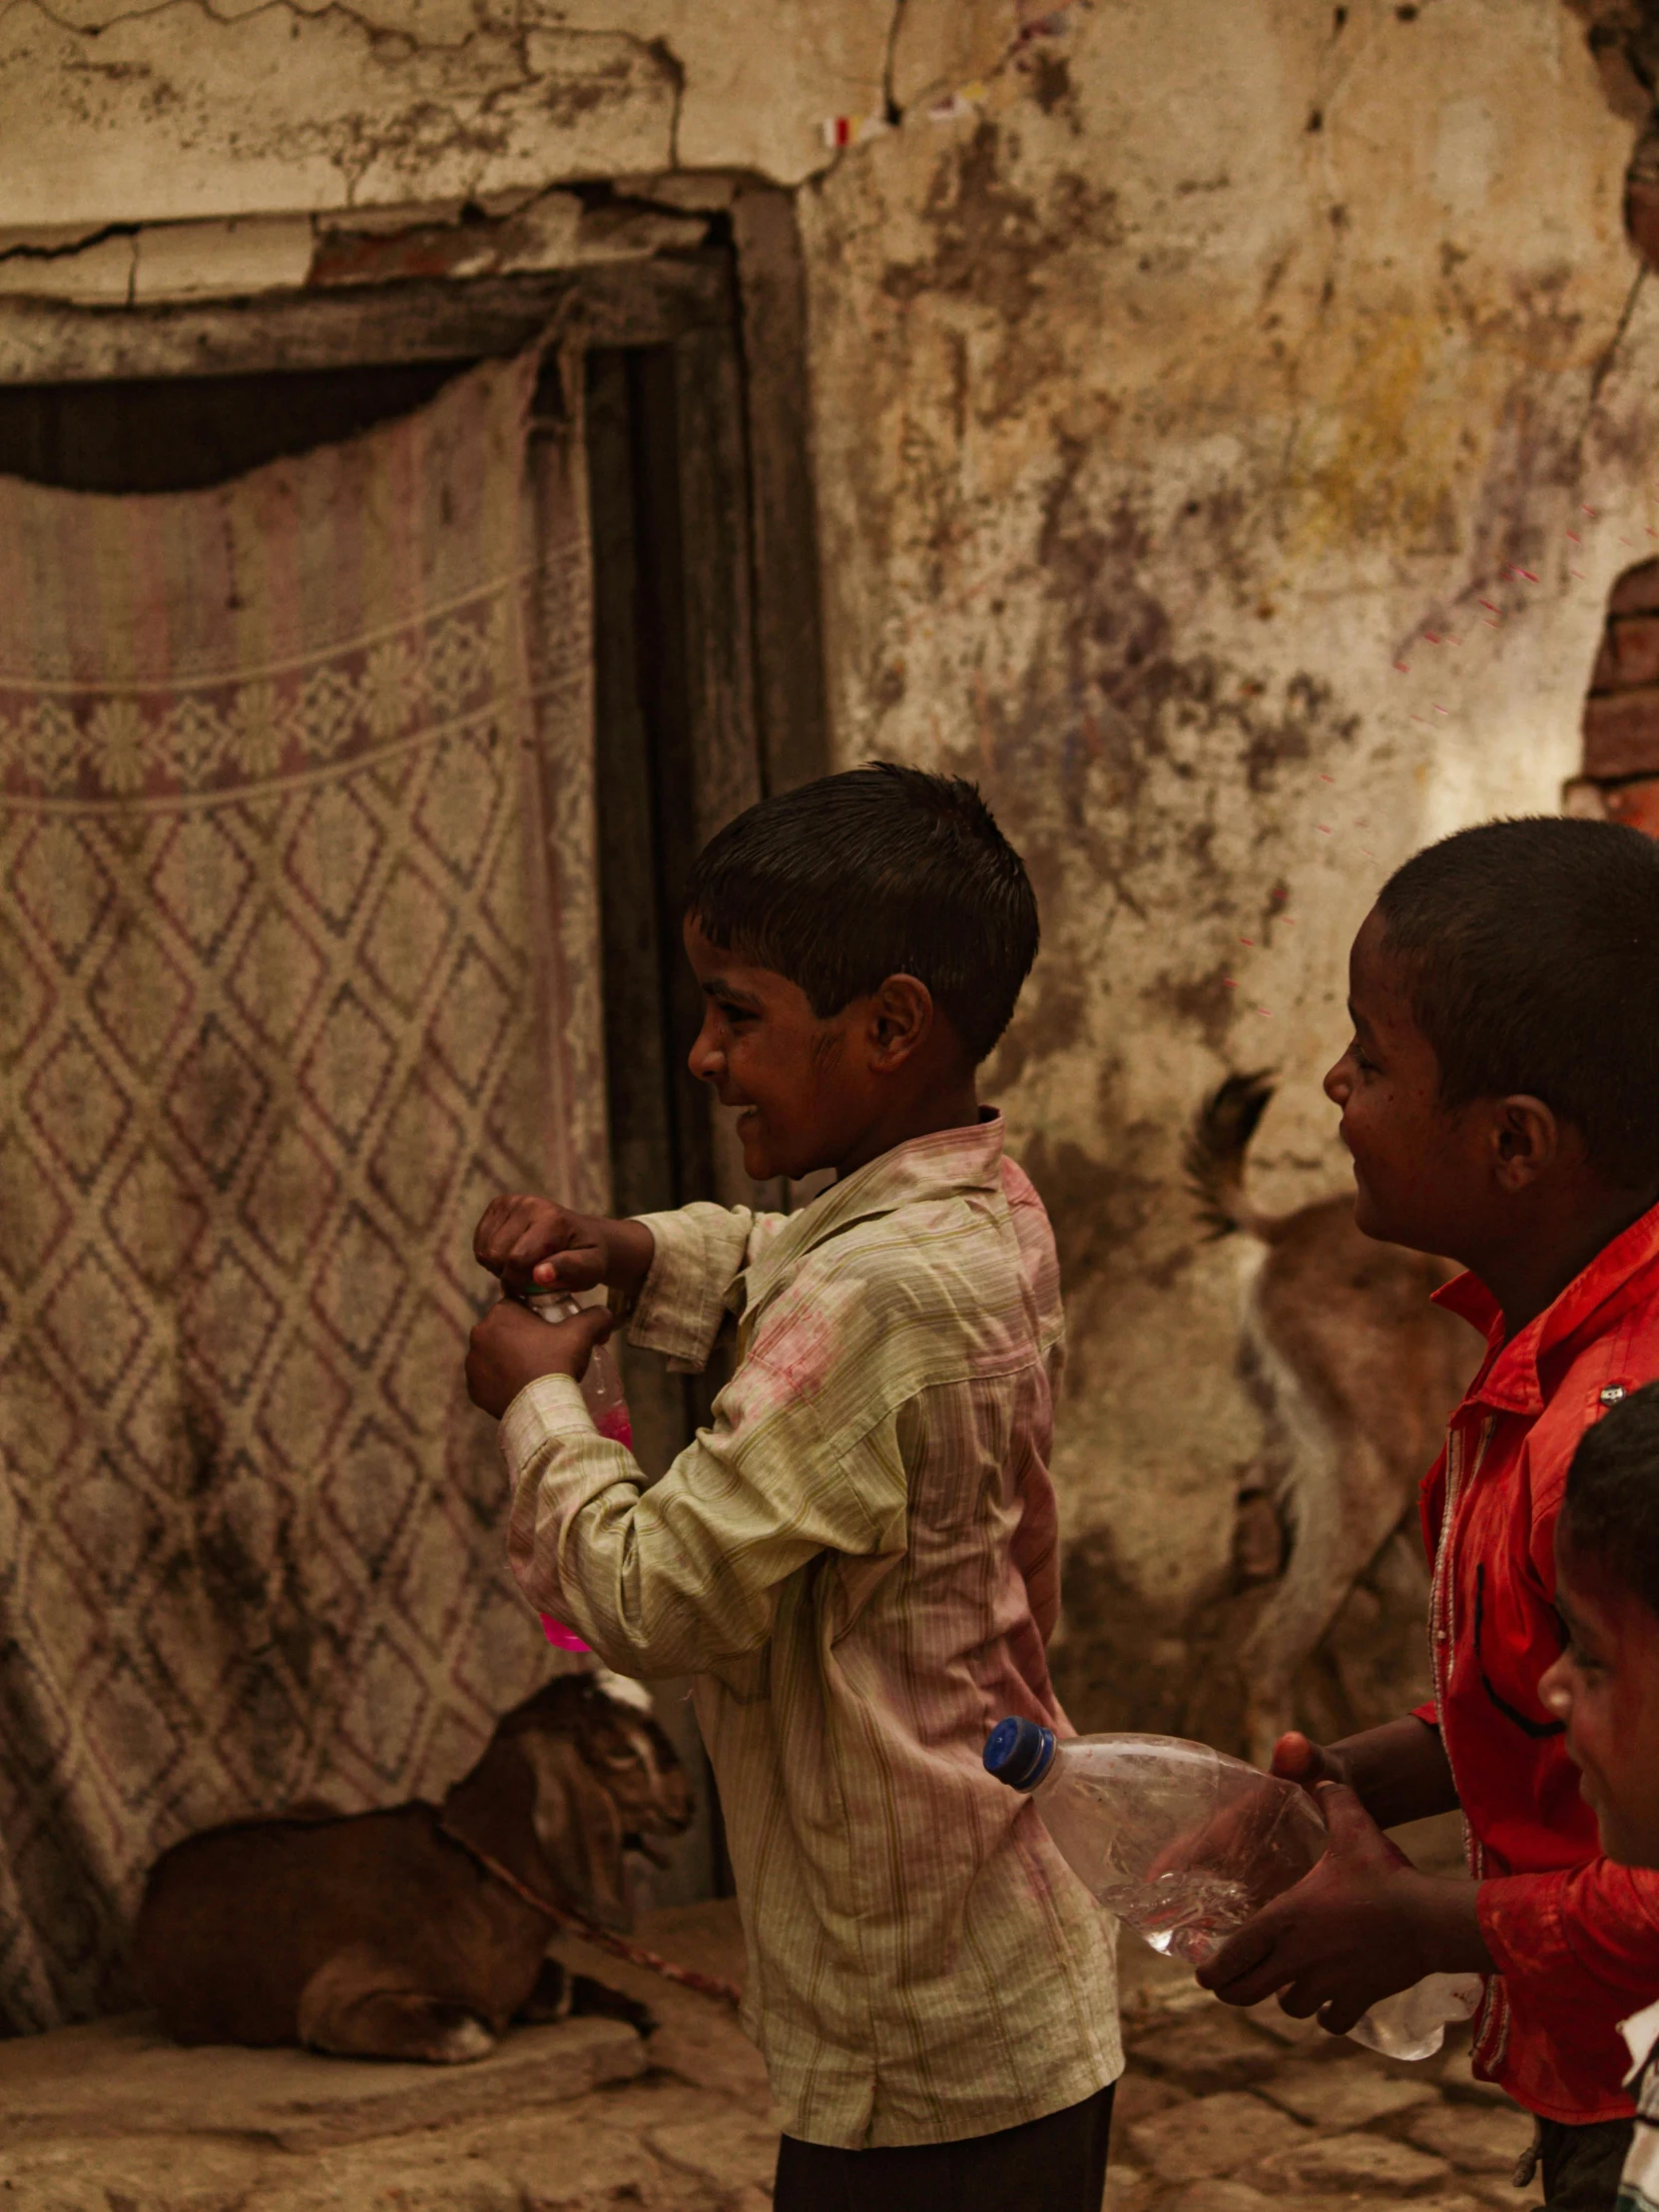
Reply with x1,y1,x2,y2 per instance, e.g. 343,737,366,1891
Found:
1538,2116,1635,2211
774,2084,1115,2212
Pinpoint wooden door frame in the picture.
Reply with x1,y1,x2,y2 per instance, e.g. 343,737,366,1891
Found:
0,203,829,809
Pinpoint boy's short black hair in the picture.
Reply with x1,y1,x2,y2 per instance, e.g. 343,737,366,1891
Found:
1377,817,1659,1189
1561,1380,1659,1618
686,764,1039,1064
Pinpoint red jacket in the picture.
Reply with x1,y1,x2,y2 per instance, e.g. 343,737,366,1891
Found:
1416,1199,1659,2123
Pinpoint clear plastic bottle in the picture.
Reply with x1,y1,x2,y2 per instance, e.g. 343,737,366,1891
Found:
520,1290,634,1654
983,1720,1481,2061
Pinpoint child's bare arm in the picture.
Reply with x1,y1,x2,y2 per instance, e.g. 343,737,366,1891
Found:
1274,1717,1460,1830
473,1194,655,1304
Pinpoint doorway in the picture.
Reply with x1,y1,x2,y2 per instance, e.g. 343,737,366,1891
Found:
0,230,828,1913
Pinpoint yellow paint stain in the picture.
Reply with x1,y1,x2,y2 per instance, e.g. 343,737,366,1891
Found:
1283,311,1511,557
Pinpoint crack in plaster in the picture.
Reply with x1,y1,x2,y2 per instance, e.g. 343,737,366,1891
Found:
844,0,1095,172
0,219,138,263
0,0,675,60
878,0,904,123
1580,257,1648,428
0,0,687,217
830,0,1054,180
643,30,684,170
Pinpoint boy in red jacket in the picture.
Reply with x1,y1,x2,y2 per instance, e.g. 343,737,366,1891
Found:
1199,818,1659,2211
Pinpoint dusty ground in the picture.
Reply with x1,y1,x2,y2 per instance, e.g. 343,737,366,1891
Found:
0,1902,1538,2211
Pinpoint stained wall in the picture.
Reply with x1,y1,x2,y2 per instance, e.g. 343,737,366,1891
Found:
2,0,1653,1738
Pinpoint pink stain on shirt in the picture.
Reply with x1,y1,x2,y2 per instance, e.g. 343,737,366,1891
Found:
540,1402,635,1650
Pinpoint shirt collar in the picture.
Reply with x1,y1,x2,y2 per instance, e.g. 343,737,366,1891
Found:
735,1110,1006,1320
1432,1196,1659,1416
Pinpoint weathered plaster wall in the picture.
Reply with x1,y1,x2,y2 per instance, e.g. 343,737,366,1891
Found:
800,0,1659,1736
3,0,1656,1741
0,0,893,226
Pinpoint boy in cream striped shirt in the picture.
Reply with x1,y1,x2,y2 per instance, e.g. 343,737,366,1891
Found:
465,765,1120,2210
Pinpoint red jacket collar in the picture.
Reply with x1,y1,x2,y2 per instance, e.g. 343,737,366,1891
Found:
1431,1197,1659,1417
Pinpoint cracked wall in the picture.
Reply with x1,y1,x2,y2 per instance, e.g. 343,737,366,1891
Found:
801,0,1659,1741
4,0,1658,1747
0,0,896,226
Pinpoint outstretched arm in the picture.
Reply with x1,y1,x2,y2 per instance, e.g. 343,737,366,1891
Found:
1274,1717,1460,1830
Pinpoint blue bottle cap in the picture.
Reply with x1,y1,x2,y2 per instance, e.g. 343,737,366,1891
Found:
982,1716,1057,1791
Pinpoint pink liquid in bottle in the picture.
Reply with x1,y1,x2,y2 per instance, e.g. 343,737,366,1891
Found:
522,1290,633,1653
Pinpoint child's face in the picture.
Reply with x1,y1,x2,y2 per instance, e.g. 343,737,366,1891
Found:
1323,906,1486,1255
682,918,871,1183
1541,1533,1659,1868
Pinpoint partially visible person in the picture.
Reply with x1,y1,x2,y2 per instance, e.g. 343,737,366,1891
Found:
1542,1381,1659,2212
1193,817,1659,2212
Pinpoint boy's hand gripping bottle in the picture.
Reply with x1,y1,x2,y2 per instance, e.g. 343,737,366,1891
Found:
518,1289,634,1654
984,1720,1481,2062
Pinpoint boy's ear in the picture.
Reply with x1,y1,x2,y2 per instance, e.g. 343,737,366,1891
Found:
1488,1094,1564,1192
865,974,934,1069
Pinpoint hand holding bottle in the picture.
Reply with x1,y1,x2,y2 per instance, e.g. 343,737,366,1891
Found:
464,1295,615,1419
1195,1780,1491,2040
466,1191,651,1424
983,1721,1482,2061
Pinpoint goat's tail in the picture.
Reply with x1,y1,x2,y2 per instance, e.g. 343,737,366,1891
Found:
1185,1068,1281,1241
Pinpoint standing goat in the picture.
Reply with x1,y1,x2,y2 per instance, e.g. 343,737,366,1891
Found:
1186,1072,1478,1765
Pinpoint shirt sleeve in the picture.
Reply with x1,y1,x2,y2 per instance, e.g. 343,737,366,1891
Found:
1480,1860,1659,2013
625,1201,760,1372
500,1267,909,1678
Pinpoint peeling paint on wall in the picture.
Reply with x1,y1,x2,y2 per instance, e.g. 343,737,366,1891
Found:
0,0,901,227
800,0,1658,1740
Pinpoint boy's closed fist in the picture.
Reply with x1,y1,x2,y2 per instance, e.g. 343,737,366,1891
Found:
465,1299,615,1419
473,1194,654,1301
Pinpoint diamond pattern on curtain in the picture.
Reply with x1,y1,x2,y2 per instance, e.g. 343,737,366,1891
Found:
0,348,606,2030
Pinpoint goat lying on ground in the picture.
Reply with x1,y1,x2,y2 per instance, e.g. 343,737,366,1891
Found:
135,1673,692,2063
1187,1072,1478,1765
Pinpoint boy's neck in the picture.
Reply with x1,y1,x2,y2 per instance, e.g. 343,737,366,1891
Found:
1473,1183,1659,1342
832,1076,985,1179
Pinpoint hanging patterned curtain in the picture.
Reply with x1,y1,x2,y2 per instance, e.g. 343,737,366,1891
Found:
0,346,608,2031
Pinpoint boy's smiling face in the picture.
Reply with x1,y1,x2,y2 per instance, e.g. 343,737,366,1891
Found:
1542,1535,1659,1869
677,915,884,1194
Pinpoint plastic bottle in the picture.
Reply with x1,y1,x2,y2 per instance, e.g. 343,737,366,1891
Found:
519,1290,634,1654
983,1720,1481,2061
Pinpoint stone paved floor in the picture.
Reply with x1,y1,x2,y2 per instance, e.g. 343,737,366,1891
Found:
0,1903,1540,2211
1108,1942,1536,2211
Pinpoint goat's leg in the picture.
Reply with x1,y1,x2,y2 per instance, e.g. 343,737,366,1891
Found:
569,1972,656,2036
516,1956,575,2023
1240,1440,1411,1767
517,1952,656,2037
1237,1328,1407,1769
297,1944,496,2063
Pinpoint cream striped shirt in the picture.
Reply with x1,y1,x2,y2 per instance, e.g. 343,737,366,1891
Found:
501,1114,1121,2147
